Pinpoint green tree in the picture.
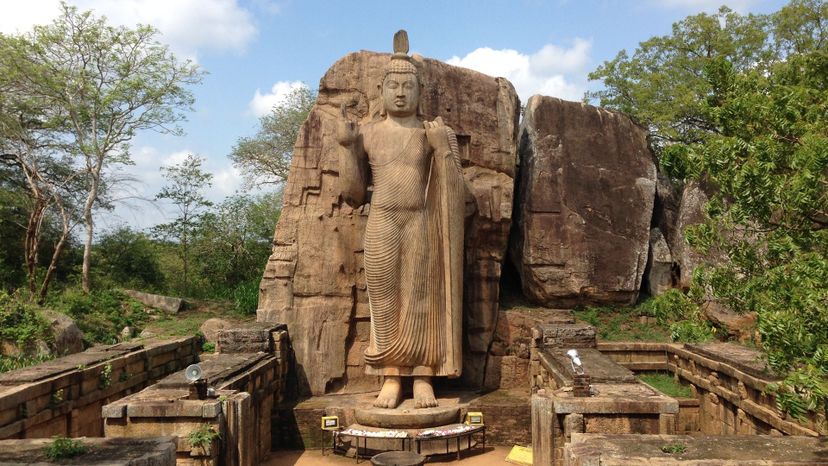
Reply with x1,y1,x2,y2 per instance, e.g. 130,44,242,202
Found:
94,226,164,290
229,86,315,188
194,192,280,292
153,154,212,295
589,0,828,419
0,3,202,293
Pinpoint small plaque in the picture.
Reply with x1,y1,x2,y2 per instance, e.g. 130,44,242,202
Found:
464,411,484,426
321,415,340,430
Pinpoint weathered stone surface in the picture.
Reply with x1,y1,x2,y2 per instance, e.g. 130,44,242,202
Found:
564,434,828,466
200,318,233,345
701,301,757,343
670,181,709,289
257,51,519,395
0,437,177,466
511,96,656,307
124,289,183,314
217,323,285,354
645,228,674,296
40,310,84,356
540,348,636,387
533,323,596,349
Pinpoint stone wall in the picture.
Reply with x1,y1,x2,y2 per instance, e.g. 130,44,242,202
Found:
597,341,825,437
0,337,199,440
103,326,290,466
564,433,828,466
0,437,177,466
257,50,520,395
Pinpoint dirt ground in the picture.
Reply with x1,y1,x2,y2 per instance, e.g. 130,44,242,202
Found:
264,446,518,465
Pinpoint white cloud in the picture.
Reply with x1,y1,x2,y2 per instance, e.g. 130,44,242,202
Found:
446,39,592,103
213,166,243,196
0,0,258,58
248,80,307,117
649,0,759,12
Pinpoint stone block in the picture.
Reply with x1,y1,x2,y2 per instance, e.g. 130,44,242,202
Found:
534,323,596,349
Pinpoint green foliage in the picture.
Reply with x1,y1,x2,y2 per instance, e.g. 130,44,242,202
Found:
230,85,316,188
94,227,164,291
0,354,53,374
51,289,147,345
661,443,687,454
573,306,671,342
43,437,87,460
187,424,220,449
231,279,261,315
591,0,828,419
202,341,216,353
0,291,52,349
153,154,213,296
638,372,693,398
99,363,112,389
670,320,715,343
639,289,700,326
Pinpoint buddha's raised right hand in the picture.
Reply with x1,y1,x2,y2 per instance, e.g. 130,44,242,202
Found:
337,103,359,146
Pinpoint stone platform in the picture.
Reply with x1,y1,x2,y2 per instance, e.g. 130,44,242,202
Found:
273,389,531,450
564,433,828,465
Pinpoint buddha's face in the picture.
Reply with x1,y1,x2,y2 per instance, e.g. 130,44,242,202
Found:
382,72,419,117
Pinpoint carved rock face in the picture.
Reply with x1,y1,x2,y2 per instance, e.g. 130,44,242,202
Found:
257,51,520,395
511,95,656,307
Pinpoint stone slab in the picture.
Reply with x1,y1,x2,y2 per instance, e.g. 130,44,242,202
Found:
564,433,828,465
217,323,285,354
684,342,778,380
154,353,268,389
533,323,596,349
0,349,133,384
0,436,176,465
552,383,678,415
540,348,636,387
124,289,183,314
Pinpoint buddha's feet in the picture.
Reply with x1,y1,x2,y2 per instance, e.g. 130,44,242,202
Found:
373,376,402,409
413,376,438,408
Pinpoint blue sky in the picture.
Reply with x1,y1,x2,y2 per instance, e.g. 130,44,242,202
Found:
1,0,788,230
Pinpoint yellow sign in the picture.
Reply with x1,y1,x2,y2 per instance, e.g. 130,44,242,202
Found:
321,416,339,430
464,411,484,426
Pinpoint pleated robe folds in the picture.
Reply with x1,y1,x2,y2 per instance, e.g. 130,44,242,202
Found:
361,126,464,377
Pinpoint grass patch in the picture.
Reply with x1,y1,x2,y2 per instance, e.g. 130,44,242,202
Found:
44,437,88,460
573,306,671,342
638,372,693,398
142,298,254,339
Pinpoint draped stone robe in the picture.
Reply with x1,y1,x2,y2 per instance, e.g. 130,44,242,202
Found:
347,121,464,378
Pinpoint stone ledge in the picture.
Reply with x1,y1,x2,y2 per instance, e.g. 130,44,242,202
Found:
551,383,678,415
0,436,176,465
564,433,828,465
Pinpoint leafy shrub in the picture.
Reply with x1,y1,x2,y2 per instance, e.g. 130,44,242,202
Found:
187,424,220,450
51,289,147,345
94,227,165,291
639,289,701,326
232,279,260,314
43,437,87,460
0,291,52,349
669,320,715,343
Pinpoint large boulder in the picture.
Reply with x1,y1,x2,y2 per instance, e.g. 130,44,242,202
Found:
645,228,674,297
671,181,709,289
257,51,520,395
510,96,657,307
41,310,83,356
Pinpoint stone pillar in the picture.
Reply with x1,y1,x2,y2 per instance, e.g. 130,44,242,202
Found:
531,393,555,466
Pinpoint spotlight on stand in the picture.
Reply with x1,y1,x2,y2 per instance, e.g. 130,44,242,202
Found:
185,364,208,400
566,349,591,397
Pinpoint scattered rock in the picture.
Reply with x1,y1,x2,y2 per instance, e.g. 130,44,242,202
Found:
702,301,757,343
41,310,84,356
119,326,134,342
138,329,156,339
199,318,233,344
511,95,656,307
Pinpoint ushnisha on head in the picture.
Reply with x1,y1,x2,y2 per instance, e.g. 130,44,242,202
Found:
380,30,420,117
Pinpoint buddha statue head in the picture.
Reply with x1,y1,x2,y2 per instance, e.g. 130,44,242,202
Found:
380,30,420,118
